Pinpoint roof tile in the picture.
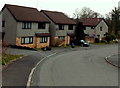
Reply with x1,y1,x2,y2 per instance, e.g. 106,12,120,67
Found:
3,4,50,22
41,10,76,25
83,18,103,26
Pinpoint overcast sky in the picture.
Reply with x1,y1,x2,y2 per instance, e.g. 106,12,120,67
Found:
0,0,120,17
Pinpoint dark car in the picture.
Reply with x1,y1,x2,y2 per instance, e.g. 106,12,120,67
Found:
41,46,51,51
79,40,90,47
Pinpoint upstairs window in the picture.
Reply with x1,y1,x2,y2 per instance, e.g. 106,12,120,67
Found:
59,25,64,30
91,27,95,29
22,22,32,29
2,21,5,27
100,27,102,31
68,25,73,30
38,23,45,29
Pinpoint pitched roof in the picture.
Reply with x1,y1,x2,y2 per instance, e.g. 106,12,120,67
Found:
2,4,50,22
41,10,76,25
83,18,103,26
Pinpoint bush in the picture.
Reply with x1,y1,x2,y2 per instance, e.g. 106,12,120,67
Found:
94,38,100,43
100,39,107,43
53,38,63,47
110,34,116,40
105,34,117,44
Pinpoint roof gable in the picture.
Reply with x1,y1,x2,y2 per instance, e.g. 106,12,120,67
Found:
83,18,103,26
41,10,76,25
2,4,50,22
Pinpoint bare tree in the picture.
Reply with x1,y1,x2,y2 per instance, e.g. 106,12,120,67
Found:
73,7,103,21
73,8,81,19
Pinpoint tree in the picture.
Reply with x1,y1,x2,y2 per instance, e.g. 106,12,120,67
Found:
111,7,120,36
73,7,103,21
75,22,85,45
105,13,113,34
105,7,120,37
73,8,81,20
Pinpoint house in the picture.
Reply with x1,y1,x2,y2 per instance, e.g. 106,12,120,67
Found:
1,4,51,48
40,10,76,46
83,18,108,42
0,12,2,40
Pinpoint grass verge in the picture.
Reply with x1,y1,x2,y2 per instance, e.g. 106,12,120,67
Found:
1,54,23,65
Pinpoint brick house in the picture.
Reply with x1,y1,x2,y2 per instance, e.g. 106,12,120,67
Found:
1,4,51,48
83,18,108,42
41,10,76,46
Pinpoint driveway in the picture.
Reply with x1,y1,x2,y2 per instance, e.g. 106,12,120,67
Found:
31,44,118,86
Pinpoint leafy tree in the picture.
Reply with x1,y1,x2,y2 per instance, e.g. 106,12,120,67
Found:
105,7,120,37
75,22,85,45
111,7,120,36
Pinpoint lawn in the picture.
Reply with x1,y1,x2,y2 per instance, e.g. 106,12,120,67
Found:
1,54,23,65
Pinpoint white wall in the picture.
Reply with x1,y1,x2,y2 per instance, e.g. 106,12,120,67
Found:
95,20,108,40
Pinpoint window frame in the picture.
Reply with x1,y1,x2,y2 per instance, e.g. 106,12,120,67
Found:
38,22,46,29
58,36,65,40
100,26,102,31
91,27,95,29
2,21,5,27
40,36,48,43
22,22,32,29
68,25,73,30
21,37,33,44
58,24,64,30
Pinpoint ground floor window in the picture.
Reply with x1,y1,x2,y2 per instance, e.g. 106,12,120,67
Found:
21,37,33,44
58,36,65,40
40,37,48,43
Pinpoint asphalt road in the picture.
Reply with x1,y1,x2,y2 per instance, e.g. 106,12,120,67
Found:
31,44,118,86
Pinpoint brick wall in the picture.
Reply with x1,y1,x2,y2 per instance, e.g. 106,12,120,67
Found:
36,37,50,48
16,37,36,48
16,37,50,48
85,36,94,43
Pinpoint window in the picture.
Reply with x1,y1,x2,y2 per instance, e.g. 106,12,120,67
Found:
22,22,32,29
21,37,33,44
100,27,102,31
68,25,73,30
2,21,5,27
38,23,45,29
59,25,64,30
91,27,95,29
58,36,65,40
40,37,48,43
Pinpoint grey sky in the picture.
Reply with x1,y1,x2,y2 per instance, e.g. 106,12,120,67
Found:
0,0,120,17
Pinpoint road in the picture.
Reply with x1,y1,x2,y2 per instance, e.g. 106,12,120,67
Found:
31,44,118,86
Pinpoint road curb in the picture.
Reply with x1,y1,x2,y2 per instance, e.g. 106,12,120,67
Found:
104,54,119,68
2,55,27,70
26,53,56,88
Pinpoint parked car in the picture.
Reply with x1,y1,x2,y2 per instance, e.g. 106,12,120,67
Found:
79,40,90,47
71,43,75,48
41,46,51,51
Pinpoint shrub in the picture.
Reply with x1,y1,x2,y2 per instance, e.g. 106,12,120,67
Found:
53,38,63,47
105,35,111,44
100,39,107,43
110,34,116,40
105,34,117,44
94,38,100,43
